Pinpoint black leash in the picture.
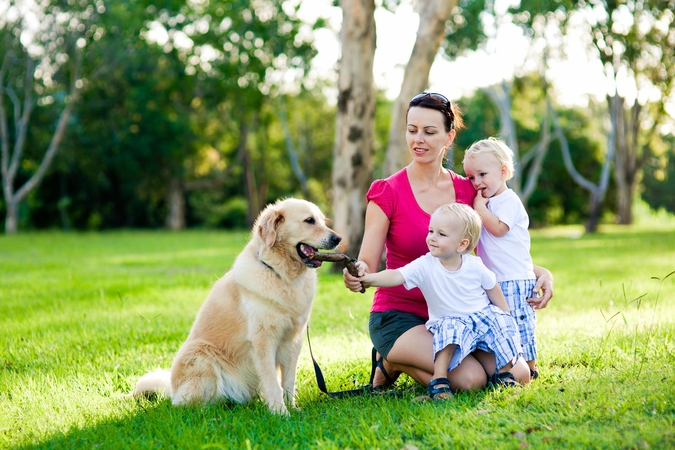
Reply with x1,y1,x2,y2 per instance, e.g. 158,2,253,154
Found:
306,326,374,398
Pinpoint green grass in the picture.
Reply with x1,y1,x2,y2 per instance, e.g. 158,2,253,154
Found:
1,225,675,449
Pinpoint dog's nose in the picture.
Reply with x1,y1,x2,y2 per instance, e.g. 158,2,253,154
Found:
329,234,342,248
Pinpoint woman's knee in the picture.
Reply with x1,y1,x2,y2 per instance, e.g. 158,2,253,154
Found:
510,357,531,385
447,358,488,391
449,371,487,391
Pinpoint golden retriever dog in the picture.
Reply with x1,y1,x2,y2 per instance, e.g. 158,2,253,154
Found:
133,198,341,415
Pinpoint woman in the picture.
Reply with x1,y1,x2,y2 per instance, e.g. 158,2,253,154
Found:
343,92,554,392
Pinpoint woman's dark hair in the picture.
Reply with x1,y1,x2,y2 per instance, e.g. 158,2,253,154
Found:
406,92,464,133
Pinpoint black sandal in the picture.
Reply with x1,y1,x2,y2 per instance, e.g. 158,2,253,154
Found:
530,368,539,380
427,377,453,401
369,348,402,397
487,371,521,389
369,347,396,392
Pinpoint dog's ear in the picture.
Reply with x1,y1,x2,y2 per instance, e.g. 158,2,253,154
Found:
257,207,285,248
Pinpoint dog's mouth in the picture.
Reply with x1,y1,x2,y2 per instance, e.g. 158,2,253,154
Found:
297,243,322,268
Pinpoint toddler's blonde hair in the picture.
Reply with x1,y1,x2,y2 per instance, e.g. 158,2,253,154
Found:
433,203,482,254
463,137,515,180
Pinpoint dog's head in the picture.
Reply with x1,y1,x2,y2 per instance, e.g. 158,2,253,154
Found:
255,198,342,269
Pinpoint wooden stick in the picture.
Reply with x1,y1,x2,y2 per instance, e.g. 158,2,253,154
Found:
308,252,366,293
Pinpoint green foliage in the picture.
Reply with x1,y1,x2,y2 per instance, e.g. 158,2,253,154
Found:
0,0,105,230
189,194,249,229
1,226,675,448
14,0,331,231
527,104,616,226
454,75,611,227
511,0,675,224
441,0,489,59
372,91,394,180
642,134,675,215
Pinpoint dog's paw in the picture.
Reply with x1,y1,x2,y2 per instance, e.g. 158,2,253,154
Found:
271,405,290,416
268,400,290,416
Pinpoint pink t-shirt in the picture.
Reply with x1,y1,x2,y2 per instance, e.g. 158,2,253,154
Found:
366,167,476,317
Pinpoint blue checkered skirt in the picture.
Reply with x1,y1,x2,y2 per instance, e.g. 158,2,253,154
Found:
427,304,523,372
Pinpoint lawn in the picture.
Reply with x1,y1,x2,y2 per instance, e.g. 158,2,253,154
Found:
1,223,674,449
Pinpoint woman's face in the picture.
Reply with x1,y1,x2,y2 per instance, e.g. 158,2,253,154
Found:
406,107,454,165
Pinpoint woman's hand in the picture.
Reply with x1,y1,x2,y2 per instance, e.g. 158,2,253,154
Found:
528,266,554,309
343,260,368,292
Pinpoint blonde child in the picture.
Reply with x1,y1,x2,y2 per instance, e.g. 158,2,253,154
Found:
463,137,542,379
358,203,529,400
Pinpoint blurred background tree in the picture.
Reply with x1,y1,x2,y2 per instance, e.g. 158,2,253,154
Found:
0,0,96,233
1,0,673,234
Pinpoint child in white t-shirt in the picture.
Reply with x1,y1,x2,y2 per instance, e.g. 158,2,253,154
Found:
358,203,530,400
463,137,541,379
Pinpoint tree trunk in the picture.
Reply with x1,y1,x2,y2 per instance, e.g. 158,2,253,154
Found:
1,50,82,234
239,122,259,228
277,95,309,198
586,192,603,233
165,177,185,230
612,96,641,225
4,200,18,234
615,177,633,224
551,100,614,233
332,0,377,257
483,82,521,194
383,0,459,177
519,99,552,206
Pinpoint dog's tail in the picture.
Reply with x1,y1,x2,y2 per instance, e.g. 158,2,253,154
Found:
132,369,173,398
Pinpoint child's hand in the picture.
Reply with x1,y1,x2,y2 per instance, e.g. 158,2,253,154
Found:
473,190,489,210
356,270,372,288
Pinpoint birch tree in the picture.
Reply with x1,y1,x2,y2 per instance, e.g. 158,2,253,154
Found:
591,1,675,224
383,0,460,176
481,77,555,207
383,0,488,176
0,1,93,234
513,0,675,225
332,0,376,256
551,98,614,232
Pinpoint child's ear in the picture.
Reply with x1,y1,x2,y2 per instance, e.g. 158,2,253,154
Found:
457,238,470,253
501,164,508,177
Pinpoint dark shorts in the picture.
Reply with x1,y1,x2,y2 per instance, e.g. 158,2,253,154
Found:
369,310,428,360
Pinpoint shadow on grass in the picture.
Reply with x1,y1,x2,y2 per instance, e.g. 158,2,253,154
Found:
15,386,492,449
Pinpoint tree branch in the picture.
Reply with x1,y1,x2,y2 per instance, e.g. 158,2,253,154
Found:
521,100,551,202
277,94,308,195
14,50,82,203
8,58,36,184
551,108,594,193
0,52,10,184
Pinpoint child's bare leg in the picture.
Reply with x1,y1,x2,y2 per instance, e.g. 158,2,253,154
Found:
432,345,454,380
422,345,455,401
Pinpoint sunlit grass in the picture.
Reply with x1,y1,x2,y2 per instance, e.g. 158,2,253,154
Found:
1,223,674,448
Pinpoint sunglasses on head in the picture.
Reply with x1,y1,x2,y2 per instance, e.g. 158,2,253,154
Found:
410,92,451,108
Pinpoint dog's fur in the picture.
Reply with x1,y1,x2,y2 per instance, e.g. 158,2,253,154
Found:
133,198,341,415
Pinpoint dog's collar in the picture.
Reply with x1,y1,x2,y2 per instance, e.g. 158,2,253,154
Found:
258,253,279,277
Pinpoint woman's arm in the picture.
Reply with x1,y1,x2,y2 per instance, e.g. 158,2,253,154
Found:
530,265,554,309
343,201,389,293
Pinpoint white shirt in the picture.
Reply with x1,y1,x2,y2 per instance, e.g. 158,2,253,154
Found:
397,253,496,324
476,189,536,282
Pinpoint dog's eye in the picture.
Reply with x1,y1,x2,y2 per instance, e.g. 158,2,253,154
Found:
304,217,316,225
